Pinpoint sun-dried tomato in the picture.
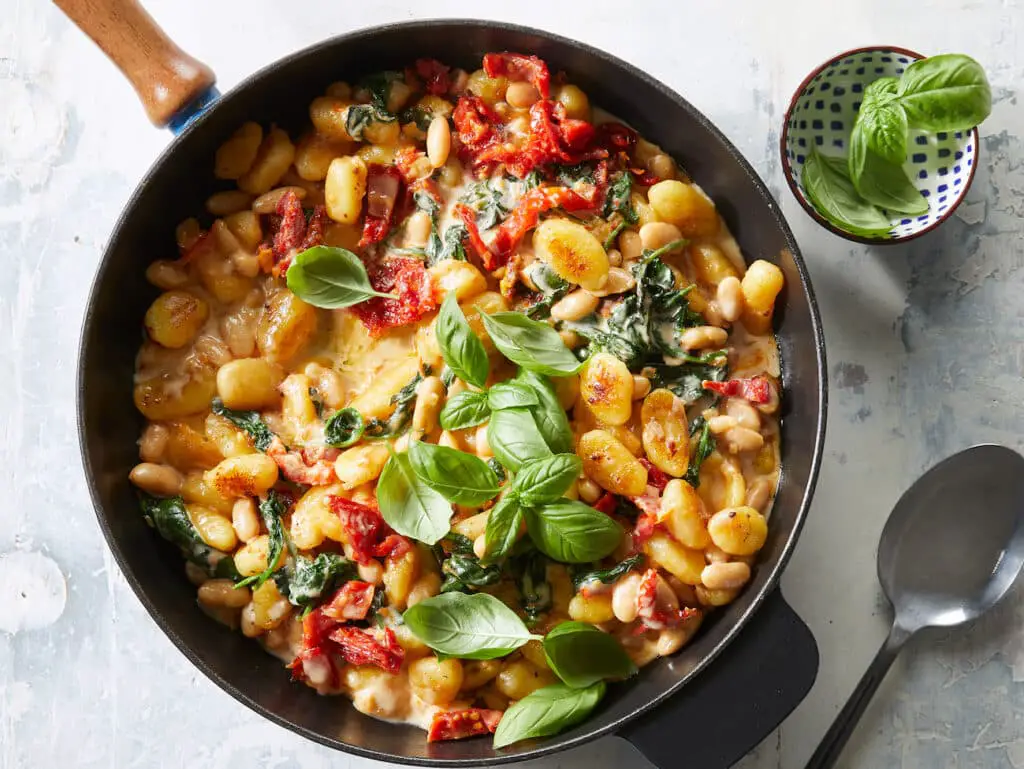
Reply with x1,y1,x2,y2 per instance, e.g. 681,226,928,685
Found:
373,534,413,560
635,568,699,631
427,708,503,742
266,437,338,486
632,512,659,550
630,167,660,187
271,189,307,267
329,496,389,564
288,608,340,684
300,205,328,251
593,493,618,515
702,376,771,404
359,164,404,248
328,626,405,674
453,93,500,152
322,581,376,621
350,256,437,335
410,57,451,96
485,185,593,265
483,52,551,99
638,459,670,492
594,121,637,152
454,203,496,269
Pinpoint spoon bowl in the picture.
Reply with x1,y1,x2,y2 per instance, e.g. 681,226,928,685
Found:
879,444,1024,632
807,444,1024,769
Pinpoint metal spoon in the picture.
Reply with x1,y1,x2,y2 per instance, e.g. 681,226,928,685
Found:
806,444,1024,769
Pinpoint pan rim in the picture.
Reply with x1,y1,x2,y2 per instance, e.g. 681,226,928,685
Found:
76,17,828,765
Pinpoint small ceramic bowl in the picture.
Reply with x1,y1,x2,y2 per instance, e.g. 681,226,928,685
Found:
781,45,979,244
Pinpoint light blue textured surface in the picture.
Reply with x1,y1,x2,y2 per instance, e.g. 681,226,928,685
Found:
2,2,1023,768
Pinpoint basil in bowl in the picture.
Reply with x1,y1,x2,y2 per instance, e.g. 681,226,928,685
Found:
781,46,990,244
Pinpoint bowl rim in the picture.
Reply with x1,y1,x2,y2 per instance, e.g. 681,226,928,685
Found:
779,44,980,246
76,18,828,765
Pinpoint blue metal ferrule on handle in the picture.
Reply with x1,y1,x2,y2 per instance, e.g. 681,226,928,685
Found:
168,86,221,135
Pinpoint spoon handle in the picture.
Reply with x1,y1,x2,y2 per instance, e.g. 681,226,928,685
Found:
804,623,911,769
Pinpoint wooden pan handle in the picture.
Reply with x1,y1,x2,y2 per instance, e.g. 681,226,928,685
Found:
54,0,215,127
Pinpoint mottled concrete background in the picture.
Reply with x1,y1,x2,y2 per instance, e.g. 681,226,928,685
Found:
2,1,1022,767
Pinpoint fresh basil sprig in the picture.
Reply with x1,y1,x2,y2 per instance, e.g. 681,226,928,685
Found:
511,454,581,507
439,390,491,431
408,440,501,506
849,130,928,215
801,148,893,237
488,381,539,411
323,407,365,448
493,682,606,749
482,496,524,564
480,312,582,376
377,450,452,545
896,53,992,131
286,246,395,309
402,592,541,660
436,292,490,389
542,622,637,689
487,407,553,472
515,369,574,454
525,500,622,564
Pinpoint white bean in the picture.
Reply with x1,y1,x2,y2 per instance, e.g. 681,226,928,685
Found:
722,426,764,453
550,290,599,322
578,476,602,504
680,325,728,350
586,267,635,298
639,222,684,252
406,210,433,247
232,498,260,542
701,561,752,590
612,572,642,623
631,375,651,400
716,276,744,322
427,116,451,168
745,478,772,512
129,463,183,497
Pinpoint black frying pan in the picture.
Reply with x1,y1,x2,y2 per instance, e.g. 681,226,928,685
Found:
63,2,828,765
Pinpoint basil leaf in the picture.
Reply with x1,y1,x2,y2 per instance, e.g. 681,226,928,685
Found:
513,454,582,506
800,148,893,237
848,132,928,215
436,292,490,388
570,553,644,591
684,416,715,487
377,451,452,545
488,381,539,411
543,622,637,688
402,592,539,660
480,312,583,376
139,494,236,576
525,500,623,564
482,496,523,564
439,390,491,431
408,440,501,506
323,407,364,448
854,97,908,166
286,246,395,309
514,370,574,455
896,53,992,131
235,491,288,589
487,407,552,472
492,682,606,749
211,398,277,452
277,552,356,608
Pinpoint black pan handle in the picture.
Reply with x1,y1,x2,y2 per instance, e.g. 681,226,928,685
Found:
620,590,818,769
53,0,215,126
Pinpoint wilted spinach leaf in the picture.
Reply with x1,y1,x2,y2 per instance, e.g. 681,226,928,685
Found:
236,491,289,590
139,494,237,577
459,180,510,231
569,553,644,591
602,173,638,224
364,373,423,439
211,398,276,451
276,552,356,608
684,416,715,487
510,550,552,623
440,553,503,593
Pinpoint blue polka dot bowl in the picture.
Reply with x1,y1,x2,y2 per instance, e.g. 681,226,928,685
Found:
781,46,979,245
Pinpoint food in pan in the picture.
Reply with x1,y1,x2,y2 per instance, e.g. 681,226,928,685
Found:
128,52,784,747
